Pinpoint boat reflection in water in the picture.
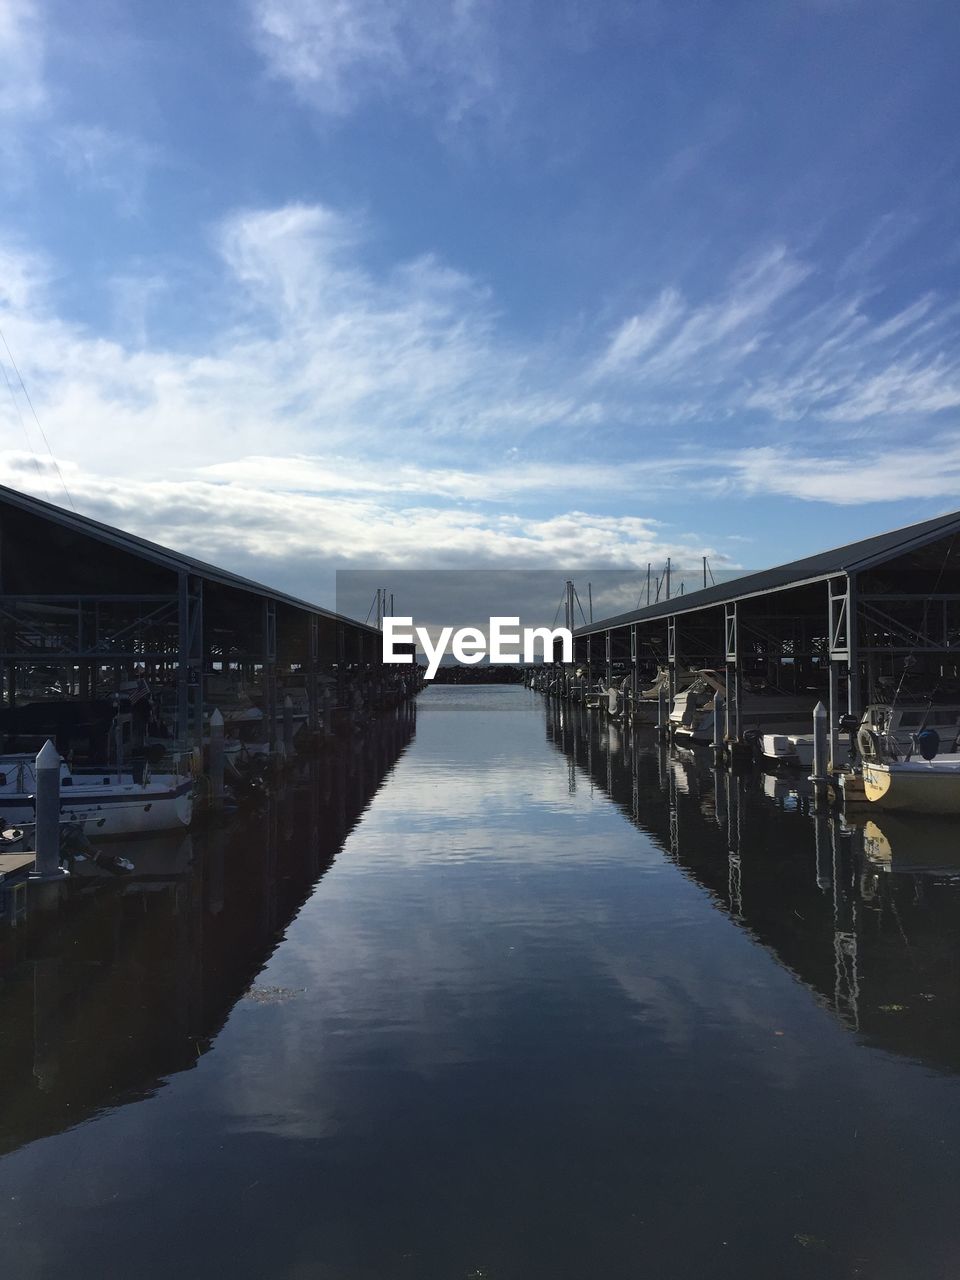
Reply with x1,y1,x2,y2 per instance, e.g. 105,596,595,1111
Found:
544,698,960,1074
0,704,416,1158
859,813,960,876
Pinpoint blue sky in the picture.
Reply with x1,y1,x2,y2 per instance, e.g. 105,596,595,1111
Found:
1,0,959,608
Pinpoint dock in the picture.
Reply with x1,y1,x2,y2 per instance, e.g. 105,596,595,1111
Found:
0,852,37,881
0,852,36,927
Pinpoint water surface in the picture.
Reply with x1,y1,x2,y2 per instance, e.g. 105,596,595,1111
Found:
2,686,960,1278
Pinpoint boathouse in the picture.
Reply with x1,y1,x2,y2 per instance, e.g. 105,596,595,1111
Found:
0,485,380,752
573,510,960,753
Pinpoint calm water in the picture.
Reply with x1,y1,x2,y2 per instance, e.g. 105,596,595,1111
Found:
2,685,960,1278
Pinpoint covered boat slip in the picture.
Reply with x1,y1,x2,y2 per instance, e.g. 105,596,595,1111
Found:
0,485,381,761
572,509,960,760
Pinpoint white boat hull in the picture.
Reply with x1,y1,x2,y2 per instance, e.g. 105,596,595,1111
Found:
674,710,815,746
0,759,194,837
670,674,819,746
1,782,194,837
760,733,815,770
862,755,960,815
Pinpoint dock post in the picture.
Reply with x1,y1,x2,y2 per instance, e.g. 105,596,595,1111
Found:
713,692,725,763
283,695,295,755
32,740,67,881
810,701,829,785
209,708,225,812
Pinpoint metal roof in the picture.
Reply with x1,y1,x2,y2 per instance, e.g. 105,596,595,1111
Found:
576,507,960,637
0,483,378,633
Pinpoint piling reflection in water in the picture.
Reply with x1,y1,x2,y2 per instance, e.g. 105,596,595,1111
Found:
0,703,417,1157
544,697,960,1076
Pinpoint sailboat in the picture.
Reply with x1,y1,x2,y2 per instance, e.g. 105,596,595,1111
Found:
0,752,194,837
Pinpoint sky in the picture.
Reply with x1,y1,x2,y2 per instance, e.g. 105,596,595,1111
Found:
1,0,960,613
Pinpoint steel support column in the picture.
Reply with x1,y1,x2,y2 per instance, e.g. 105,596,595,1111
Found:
667,616,677,703
724,602,740,741
630,624,639,719
847,573,860,716
177,572,203,749
308,614,320,731
263,598,278,749
828,577,851,765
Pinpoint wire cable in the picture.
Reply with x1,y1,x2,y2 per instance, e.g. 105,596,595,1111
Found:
0,327,75,510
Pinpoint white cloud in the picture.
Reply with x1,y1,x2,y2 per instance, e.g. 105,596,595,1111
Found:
594,287,684,377
595,246,811,385
836,210,920,280
0,453,710,594
1,202,960,605
0,238,47,308
248,0,501,123
0,0,46,116
0,203,548,483
199,452,705,502
732,439,960,505
250,0,404,114
593,241,960,432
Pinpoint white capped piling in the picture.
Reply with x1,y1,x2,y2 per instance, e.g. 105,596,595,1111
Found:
208,708,225,811
283,695,295,753
33,740,66,880
810,701,828,785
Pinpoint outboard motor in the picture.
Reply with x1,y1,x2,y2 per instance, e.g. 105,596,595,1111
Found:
838,714,860,764
913,727,940,761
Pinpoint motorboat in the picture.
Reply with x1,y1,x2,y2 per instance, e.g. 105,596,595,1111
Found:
857,717,960,814
761,701,960,771
859,702,960,754
671,670,818,745
630,668,697,724
861,753,960,814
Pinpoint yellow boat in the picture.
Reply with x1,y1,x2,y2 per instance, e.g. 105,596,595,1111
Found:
862,754,960,814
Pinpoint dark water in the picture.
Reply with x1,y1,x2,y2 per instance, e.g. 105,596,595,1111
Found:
2,686,960,1279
